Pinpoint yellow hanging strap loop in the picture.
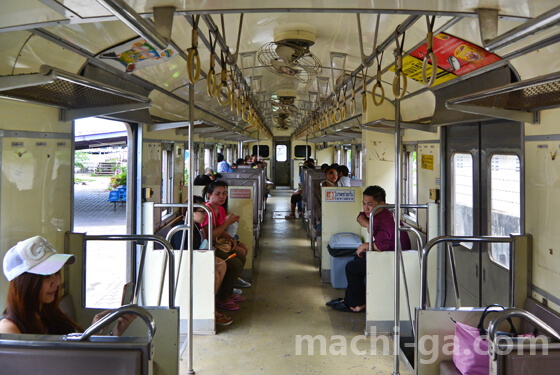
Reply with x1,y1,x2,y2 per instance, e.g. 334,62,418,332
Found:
362,66,369,114
422,15,437,88
187,15,201,85
206,32,218,97
349,75,357,116
392,30,407,100
341,84,348,120
217,51,231,106
230,67,236,112
372,51,385,106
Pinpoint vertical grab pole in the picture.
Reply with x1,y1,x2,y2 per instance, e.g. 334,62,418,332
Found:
393,46,402,375
186,83,195,374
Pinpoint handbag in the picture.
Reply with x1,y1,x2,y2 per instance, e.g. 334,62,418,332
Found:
214,237,234,253
452,304,519,375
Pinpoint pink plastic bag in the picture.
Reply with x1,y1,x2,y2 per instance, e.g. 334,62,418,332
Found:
453,321,490,375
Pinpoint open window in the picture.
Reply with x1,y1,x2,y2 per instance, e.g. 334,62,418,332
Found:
403,147,418,221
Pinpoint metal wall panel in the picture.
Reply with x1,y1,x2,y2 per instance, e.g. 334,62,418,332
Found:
0,135,72,312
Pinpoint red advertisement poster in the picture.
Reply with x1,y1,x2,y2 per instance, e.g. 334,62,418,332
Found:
409,33,501,76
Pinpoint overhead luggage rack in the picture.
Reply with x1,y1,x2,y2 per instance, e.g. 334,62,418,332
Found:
0,65,151,121
446,71,560,124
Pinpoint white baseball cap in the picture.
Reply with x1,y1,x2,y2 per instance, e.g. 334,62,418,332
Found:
3,236,75,281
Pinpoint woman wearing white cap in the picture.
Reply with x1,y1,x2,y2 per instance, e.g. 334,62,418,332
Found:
0,236,133,335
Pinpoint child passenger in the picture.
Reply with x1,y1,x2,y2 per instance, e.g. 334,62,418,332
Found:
337,165,351,187
0,236,135,335
327,185,411,312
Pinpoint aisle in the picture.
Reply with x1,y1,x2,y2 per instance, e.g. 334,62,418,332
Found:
185,190,411,375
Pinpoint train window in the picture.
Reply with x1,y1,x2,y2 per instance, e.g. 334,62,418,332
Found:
294,145,311,158
184,148,190,185
357,148,362,179
161,148,173,218
489,154,521,269
404,150,418,219
344,147,352,172
204,148,212,169
276,145,288,162
252,145,270,158
451,153,474,248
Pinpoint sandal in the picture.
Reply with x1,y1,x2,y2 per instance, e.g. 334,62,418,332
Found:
215,312,233,326
216,300,239,311
326,298,343,306
231,294,246,303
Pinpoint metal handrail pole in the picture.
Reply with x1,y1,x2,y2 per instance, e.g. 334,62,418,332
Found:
401,224,430,305
133,241,146,304
393,58,402,374
68,305,156,344
84,234,175,308
368,204,429,251
397,241,414,340
163,203,213,296
167,224,190,294
446,243,461,307
484,5,560,52
420,236,514,309
488,308,560,345
186,82,195,375
96,0,169,50
398,225,424,337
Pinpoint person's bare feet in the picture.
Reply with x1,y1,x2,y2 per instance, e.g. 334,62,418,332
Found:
350,304,365,312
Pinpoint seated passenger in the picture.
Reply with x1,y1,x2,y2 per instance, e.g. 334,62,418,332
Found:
169,196,234,326
327,186,412,312
216,153,234,173
337,165,351,187
201,181,249,311
0,236,135,335
205,168,218,181
193,174,212,186
235,158,245,166
321,164,338,187
286,160,312,219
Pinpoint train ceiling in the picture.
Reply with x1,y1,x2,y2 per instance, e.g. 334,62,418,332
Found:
1,1,560,141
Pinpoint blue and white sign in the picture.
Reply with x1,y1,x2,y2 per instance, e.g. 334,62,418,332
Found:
325,189,355,202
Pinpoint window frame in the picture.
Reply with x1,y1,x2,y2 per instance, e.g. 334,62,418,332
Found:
487,152,521,270
275,144,288,162
451,152,474,249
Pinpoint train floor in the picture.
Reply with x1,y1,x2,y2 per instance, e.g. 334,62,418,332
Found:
184,189,412,375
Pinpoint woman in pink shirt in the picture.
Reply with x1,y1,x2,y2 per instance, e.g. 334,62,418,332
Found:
201,181,248,311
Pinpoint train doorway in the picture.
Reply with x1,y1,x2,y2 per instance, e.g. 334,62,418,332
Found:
274,140,291,187
73,118,129,308
444,120,523,307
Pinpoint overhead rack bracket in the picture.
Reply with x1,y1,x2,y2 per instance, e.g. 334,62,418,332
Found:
0,65,151,122
446,71,560,124
361,118,437,133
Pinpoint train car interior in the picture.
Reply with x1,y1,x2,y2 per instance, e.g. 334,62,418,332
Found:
2,1,560,374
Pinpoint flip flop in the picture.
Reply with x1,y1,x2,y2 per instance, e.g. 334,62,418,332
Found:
326,298,343,306
231,294,246,302
216,300,240,311
332,301,363,313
